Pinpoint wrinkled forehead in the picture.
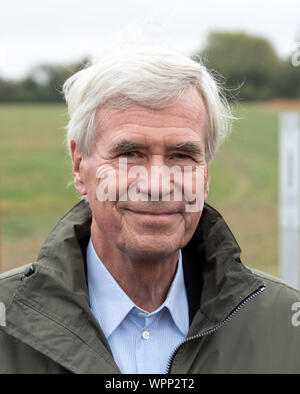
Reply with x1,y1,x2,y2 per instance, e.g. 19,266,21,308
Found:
95,87,207,143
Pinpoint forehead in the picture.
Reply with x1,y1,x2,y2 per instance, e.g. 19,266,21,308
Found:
96,87,207,146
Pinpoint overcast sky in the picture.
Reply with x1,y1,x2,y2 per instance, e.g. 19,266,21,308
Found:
1,0,300,80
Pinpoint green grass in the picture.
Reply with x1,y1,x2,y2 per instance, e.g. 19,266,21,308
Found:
208,102,280,275
0,103,282,274
0,104,79,268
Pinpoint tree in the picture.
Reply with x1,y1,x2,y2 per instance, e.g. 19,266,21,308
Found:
0,78,18,102
28,57,90,102
194,31,280,100
273,59,300,98
0,57,90,103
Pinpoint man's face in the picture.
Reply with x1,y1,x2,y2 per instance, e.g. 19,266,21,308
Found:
71,88,210,261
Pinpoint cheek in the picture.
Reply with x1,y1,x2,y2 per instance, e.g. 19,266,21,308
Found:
185,211,202,229
81,162,99,198
180,166,205,192
91,199,124,242
94,164,145,203
179,211,201,246
204,172,210,200
180,167,206,213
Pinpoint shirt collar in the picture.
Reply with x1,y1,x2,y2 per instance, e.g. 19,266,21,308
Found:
162,250,189,336
86,239,134,338
86,238,189,338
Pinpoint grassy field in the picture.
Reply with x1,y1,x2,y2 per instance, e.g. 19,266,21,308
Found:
0,102,284,275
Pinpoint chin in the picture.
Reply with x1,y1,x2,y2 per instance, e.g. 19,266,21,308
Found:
122,234,181,260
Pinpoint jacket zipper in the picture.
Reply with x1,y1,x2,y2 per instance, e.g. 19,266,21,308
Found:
165,285,266,374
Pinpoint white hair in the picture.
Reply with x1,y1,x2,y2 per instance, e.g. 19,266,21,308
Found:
63,41,233,163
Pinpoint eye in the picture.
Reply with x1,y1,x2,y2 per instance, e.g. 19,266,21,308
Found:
171,153,192,160
120,151,138,158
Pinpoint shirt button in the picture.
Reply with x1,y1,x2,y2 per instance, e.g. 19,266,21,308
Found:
137,312,148,317
142,330,150,340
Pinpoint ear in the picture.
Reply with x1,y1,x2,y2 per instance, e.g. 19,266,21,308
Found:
70,140,88,195
204,164,210,201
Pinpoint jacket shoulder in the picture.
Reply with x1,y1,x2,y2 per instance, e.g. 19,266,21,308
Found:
250,267,300,295
249,267,300,313
0,264,33,305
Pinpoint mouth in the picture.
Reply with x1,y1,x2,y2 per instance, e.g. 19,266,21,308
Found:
124,208,180,225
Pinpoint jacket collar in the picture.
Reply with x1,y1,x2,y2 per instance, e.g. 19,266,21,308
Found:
5,200,264,373
182,203,264,335
6,201,120,374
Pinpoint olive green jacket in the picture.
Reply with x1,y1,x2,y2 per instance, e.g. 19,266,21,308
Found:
1,201,300,374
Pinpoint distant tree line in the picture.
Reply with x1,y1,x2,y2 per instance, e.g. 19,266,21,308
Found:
0,32,299,102
0,59,89,103
194,31,300,101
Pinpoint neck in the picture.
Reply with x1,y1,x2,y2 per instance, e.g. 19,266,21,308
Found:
90,226,179,313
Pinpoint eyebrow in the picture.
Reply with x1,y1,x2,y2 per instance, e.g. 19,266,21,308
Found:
109,140,145,155
169,142,203,156
109,139,203,156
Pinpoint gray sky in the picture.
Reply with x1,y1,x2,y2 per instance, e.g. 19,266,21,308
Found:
1,0,300,80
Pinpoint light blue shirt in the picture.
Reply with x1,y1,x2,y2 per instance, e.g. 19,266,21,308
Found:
86,238,189,374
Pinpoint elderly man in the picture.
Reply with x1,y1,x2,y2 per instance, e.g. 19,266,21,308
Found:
0,43,300,375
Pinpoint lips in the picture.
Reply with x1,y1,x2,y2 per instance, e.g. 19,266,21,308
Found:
125,209,179,215
118,201,185,215
124,208,181,225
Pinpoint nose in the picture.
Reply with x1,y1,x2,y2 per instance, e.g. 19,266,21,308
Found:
142,156,178,201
